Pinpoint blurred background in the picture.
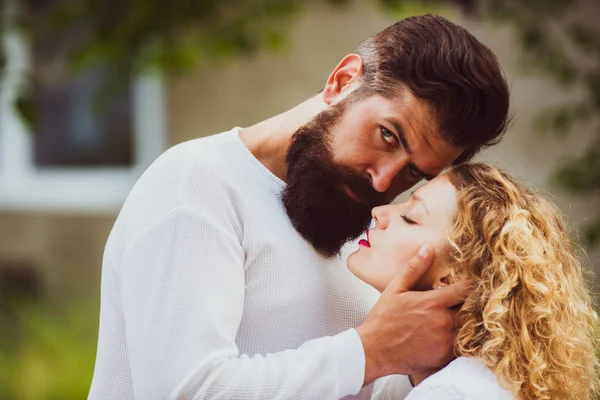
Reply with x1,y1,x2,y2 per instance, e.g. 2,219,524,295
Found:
0,0,598,398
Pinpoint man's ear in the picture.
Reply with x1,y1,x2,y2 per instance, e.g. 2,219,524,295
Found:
322,54,364,105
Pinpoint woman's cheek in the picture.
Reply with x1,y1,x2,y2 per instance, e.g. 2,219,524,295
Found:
369,255,403,291
392,234,423,266
368,237,422,290
350,250,404,292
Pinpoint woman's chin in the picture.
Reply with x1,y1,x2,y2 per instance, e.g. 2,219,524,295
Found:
346,254,366,279
346,253,388,291
346,250,359,269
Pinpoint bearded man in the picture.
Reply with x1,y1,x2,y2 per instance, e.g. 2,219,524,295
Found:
88,14,510,400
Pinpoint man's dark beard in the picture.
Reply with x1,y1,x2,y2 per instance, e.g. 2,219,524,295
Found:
282,103,388,258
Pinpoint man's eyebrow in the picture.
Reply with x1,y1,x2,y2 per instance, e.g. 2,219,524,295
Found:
385,118,436,180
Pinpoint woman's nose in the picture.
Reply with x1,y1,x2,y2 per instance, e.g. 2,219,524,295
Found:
371,206,390,229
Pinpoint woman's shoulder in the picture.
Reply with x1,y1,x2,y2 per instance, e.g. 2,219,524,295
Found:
405,357,514,400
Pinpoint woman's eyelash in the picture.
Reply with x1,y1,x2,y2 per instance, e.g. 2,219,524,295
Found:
400,213,416,224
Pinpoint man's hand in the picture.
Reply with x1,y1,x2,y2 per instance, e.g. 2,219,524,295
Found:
356,245,467,385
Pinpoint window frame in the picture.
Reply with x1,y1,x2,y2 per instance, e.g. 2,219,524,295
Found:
0,22,167,214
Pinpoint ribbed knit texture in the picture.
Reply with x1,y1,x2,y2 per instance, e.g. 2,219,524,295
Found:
88,128,384,400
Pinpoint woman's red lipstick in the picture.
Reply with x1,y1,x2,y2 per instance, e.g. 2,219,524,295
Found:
358,229,371,248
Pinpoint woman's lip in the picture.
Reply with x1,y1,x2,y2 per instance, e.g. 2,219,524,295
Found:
359,229,371,248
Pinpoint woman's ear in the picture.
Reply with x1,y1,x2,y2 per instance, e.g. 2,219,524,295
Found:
430,253,452,290
414,249,452,291
433,274,451,290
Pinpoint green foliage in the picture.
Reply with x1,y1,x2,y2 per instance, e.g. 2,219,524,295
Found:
376,0,455,16
14,87,36,131
13,0,468,84
5,0,351,130
0,299,99,400
23,0,310,77
1,0,598,245
0,4,5,75
551,141,600,246
434,0,600,248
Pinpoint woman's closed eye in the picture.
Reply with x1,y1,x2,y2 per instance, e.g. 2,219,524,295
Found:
400,213,417,225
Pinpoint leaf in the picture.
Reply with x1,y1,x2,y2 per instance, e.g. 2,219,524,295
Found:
14,91,38,132
584,220,600,247
551,142,600,194
517,25,579,85
586,71,600,110
0,50,6,75
568,24,600,55
534,103,590,137
265,31,288,52
378,0,453,17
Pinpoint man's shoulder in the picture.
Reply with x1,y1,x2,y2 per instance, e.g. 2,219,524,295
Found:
113,129,246,243
162,129,239,172
122,129,245,215
144,128,245,188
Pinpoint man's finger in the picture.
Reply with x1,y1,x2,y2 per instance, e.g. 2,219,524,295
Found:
384,245,433,294
430,280,469,308
451,306,466,331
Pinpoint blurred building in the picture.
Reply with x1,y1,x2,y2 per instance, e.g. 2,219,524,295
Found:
0,0,598,303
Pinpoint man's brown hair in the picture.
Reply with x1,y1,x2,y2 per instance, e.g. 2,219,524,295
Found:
354,14,511,163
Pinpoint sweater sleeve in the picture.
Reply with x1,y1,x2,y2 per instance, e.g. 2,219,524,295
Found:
119,204,366,400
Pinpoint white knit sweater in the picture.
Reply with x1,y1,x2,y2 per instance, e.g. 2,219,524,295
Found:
88,128,410,399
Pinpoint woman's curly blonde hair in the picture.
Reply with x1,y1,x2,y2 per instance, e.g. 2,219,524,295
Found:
445,163,600,400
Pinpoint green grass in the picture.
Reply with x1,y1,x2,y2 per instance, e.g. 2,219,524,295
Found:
0,298,99,400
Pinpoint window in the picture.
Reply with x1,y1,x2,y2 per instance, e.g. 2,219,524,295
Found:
0,12,167,213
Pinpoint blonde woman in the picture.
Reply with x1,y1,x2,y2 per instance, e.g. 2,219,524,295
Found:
348,163,600,400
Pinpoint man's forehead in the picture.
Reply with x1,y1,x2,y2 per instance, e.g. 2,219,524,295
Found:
382,94,461,166
386,91,436,130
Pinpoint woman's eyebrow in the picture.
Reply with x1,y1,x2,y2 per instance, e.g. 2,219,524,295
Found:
410,191,429,216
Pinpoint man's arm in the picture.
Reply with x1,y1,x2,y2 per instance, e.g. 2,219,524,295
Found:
120,205,366,399
120,206,464,399
118,201,463,399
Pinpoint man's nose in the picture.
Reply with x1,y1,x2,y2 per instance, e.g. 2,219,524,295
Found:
367,158,410,193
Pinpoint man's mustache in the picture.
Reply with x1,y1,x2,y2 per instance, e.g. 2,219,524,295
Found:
338,168,388,208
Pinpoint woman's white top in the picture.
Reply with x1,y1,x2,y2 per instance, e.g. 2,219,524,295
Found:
373,357,515,399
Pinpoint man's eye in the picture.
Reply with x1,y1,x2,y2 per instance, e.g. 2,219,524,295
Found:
381,127,399,147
